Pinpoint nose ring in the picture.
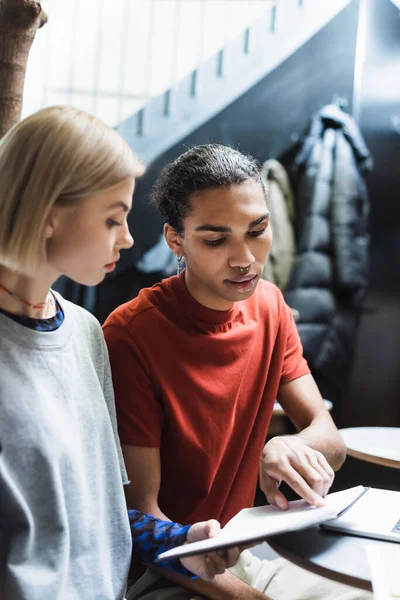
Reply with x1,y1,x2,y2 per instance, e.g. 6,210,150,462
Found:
239,265,250,274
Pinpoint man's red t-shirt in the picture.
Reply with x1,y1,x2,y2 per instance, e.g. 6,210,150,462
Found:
103,273,309,527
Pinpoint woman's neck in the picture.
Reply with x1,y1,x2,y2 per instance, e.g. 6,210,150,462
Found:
0,266,56,319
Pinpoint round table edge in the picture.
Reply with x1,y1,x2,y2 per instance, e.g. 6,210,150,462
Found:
267,537,372,592
346,448,400,469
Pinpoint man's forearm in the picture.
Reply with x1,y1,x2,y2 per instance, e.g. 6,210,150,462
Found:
150,564,270,600
277,374,346,472
296,416,346,470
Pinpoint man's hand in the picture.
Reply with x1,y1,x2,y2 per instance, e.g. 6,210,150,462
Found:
259,435,335,510
180,519,242,581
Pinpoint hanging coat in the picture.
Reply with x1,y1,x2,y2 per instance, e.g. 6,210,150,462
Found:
261,159,295,291
284,104,372,400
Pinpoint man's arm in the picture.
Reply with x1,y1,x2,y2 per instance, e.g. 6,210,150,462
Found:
124,445,167,519
123,445,270,600
259,374,346,510
278,374,346,468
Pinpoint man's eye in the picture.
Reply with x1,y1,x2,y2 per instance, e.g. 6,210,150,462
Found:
107,219,121,228
248,227,267,237
204,238,225,246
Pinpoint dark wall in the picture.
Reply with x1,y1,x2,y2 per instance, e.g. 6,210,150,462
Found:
357,0,400,294
98,1,360,319
339,0,400,429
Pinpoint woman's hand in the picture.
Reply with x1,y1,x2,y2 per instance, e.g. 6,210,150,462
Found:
180,519,243,581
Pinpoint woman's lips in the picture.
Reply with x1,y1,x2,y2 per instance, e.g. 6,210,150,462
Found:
105,262,116,272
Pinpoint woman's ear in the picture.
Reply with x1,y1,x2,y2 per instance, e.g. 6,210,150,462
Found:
43,204,64,239
164,223,184,256
43,210,57,239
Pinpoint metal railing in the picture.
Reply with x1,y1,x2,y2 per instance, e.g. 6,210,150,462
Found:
24,0,276,126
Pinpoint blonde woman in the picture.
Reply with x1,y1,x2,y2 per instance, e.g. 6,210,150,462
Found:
0,107,241,600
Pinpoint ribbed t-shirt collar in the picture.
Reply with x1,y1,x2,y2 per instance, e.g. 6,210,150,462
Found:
172,270,238,326
0,291,72,349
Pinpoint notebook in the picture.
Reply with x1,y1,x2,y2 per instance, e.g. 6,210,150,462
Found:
156,485,367,562
321,487,400,544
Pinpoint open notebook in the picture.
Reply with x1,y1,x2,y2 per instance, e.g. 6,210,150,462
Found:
156,485,367,561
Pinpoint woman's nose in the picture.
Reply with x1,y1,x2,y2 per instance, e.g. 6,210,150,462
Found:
120,224,134,249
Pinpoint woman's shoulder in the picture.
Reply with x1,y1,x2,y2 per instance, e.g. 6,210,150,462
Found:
55,292,104,345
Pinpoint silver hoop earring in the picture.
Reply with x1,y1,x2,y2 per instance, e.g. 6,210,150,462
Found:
176,255,183,276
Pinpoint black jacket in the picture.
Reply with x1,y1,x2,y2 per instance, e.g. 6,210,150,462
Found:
284,104,372,400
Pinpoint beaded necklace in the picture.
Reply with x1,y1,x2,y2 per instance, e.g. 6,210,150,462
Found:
0,281,53,310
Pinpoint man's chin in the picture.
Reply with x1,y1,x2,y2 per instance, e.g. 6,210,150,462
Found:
227,289,257,303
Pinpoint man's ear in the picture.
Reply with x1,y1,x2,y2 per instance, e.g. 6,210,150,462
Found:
164,223,184,256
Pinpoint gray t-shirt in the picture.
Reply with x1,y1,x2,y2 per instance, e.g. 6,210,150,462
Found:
0,295,132,599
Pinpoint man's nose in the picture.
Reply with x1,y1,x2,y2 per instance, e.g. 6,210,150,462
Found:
229,244,255,268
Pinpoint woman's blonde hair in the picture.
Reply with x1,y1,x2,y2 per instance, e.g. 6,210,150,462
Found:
0,105,144,275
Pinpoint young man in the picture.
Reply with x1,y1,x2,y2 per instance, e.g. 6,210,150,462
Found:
104,145,370,600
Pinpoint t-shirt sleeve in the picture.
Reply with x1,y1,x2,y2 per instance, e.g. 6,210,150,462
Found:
280,300,310,384
103,323,163,447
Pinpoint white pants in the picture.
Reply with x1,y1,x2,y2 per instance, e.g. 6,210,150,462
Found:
126,550,372,600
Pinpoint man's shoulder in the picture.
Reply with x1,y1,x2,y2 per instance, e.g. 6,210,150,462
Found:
103,294,153,332
103,279,173,334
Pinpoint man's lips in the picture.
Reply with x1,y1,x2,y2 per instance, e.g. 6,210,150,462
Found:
224,274,258,293
225,274,257,283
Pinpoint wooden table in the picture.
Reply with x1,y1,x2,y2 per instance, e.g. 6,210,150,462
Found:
268,524,399,591
340,427,400,469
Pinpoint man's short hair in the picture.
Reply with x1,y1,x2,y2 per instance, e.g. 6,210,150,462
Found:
152,144,264,234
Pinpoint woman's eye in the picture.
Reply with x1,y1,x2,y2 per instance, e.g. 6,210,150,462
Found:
107,219,121,228
248,227,267,237
204,238,226,246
